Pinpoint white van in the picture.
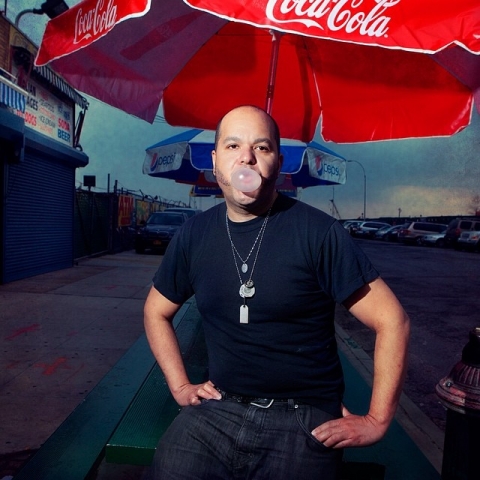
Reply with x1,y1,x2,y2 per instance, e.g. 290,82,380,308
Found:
398,221,448,245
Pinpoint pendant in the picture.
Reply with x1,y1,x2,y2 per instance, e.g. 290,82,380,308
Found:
240,305,249,324
241,263,248,273
239,283,255,298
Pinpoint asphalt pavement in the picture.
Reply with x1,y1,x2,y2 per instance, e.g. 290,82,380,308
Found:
341,238,480,434
0,250,445,479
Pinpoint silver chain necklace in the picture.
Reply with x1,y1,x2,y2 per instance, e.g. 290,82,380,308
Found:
225,207,272,324
226,210,270,274
230,231,262,274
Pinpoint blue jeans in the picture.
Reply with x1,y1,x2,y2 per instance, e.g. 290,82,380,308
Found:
148,398,343,479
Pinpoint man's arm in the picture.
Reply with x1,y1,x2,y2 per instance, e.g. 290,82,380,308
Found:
312,277,410,448
144,286,221,406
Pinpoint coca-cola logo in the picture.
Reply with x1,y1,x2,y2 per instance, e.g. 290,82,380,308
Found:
265,0,400,38
74,0,118,45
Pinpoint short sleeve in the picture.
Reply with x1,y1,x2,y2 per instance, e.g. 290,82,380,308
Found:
152,225,194,304
318,221,380,304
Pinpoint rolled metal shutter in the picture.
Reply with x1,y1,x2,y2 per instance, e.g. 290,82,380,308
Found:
3,152,74,282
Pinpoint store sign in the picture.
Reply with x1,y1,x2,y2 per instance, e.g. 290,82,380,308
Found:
10,66,74,147
118,194,134,226
193,184,222,196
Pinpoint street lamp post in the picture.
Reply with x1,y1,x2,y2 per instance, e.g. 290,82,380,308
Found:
15,0,69,26
347,160,367,220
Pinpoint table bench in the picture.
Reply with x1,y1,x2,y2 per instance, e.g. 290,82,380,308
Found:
105,301,208,465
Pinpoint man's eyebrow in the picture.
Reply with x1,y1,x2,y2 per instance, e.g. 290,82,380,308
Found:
221,136,273,146
221,136,241,144
254,137,274,146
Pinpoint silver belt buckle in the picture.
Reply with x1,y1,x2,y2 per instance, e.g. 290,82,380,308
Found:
250,398,274,408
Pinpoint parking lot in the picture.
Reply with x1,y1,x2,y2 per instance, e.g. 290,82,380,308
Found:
336,236,480,432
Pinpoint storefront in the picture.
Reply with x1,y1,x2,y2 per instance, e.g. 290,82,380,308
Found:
0,17,89,283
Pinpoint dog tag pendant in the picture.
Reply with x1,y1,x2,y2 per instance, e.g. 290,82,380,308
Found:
240,305,249,324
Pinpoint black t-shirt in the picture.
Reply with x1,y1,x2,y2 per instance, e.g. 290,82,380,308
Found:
153,194,379,413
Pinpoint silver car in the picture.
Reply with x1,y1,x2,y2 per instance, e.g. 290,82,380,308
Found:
374,224,406,242
398,221,448,245
419,230,447,247
456,230,480,251
342,220,363,235
353,221,391,238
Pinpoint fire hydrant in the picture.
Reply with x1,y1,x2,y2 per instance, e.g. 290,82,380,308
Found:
436,327,480,480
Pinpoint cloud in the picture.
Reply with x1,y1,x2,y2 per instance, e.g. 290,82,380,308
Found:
378,185,475,218
302,184,476,220
75,96,194,203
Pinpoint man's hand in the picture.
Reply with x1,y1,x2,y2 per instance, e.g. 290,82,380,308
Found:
311,405,389,448
172,380,222,406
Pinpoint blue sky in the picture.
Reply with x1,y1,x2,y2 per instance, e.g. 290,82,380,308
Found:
9,1,480,219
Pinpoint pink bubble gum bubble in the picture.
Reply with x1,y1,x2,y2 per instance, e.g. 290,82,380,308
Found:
231,168,262,192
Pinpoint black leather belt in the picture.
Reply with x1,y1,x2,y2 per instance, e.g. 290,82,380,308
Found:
216,388,294,408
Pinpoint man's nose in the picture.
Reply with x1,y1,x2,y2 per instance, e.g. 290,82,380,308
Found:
240,148,256,165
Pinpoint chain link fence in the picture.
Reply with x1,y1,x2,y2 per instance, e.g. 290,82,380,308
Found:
74,189,183,260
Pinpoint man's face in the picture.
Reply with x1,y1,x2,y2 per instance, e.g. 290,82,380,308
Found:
212,107,283,207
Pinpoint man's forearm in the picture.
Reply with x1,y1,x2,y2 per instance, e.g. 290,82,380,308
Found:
312,279,411,448
145,316,191,395
368,311,410,428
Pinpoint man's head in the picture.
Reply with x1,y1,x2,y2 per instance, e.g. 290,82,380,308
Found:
214,105,281,153
212,105,283,216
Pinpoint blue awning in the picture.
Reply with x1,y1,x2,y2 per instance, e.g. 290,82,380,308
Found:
0,77,27,113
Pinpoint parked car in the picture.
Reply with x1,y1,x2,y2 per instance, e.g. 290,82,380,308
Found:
135,211,188,254
398,221,448,245
353,221,391,238
374,224,406,242
343,220,360,229
456,230,480,251
164,207,202,219
444,218,480,247
419,229,447,247
342,220,363,235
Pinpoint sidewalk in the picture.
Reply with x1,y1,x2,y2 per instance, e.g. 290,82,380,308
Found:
0,251,444,479
0,252,161,478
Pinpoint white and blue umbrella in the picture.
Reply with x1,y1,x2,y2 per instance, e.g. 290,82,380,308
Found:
143,129,346,197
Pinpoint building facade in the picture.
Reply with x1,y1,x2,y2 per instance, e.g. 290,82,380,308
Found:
0,14,89,283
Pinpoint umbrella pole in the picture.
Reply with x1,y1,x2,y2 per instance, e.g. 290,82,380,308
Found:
266,30,283,115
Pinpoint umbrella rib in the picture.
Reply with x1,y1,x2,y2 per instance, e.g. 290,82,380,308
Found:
265,30,283,114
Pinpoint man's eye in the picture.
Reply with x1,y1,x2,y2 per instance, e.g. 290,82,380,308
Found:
256,145,270,152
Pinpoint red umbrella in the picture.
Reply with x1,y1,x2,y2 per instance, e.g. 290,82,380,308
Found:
35,0,480,143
